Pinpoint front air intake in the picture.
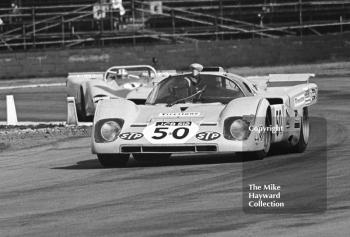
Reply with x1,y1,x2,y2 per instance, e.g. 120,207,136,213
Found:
121,145,217,153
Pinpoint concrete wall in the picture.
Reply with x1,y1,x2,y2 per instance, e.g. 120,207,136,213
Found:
1,33,350,79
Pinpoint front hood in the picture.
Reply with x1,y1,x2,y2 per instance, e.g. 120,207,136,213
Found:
119,103,226,145
131,103,225,124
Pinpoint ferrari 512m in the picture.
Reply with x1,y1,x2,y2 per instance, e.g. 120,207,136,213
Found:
91,64,318,167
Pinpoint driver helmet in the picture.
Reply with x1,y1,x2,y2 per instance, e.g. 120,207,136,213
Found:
116,69,128,79
189,63,203,76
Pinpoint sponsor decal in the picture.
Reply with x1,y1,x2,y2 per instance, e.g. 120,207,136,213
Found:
310,88,317,100
196,132,221,141
304,88,317,104
119,132,143,140
143,121,199,144
254,133,264,142
158,112,201,117
156,121,191,126
294,94,305,107
274,108,283,137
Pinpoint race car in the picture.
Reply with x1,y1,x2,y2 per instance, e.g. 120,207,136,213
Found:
67,65,175,121
91,64,318,167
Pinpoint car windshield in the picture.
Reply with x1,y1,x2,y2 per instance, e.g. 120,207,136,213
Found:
146,74,245,105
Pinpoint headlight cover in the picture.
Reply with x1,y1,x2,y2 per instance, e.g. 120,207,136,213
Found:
100,121,121,142
230,119,249,140
94,119,124,143
224,117,251,140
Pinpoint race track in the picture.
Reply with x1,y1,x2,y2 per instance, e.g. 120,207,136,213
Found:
0,76,349,236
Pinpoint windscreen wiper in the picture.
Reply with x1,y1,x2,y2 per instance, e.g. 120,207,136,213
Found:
167,85,207,107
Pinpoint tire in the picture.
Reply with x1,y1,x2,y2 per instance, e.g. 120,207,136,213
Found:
97,154,129,168
133,153,171,163
292,107,309,153
238,109,272,160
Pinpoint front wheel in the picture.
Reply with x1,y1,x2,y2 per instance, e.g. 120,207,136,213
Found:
238,110,272,160
97,154,129,168
239,130,272,160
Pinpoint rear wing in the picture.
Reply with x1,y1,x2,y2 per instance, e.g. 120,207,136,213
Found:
67,65,176,86
104,65,158,81
67,65,158,81
267,73,315,87
246,73,315,90
67,72,104,80
246,73,317,108
202,67,225,73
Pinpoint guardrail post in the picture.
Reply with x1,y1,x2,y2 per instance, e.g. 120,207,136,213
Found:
219,0,223,24
171,10,175,42
32,7,36,48
67,97,78,125
215,17,218,41
219,0,223,40
299,0,303,38
110,6,113,31
132,0,136,46
141,2,145,27
22,23,26,50
131,0,135,24
6,95,18,126
61,15,65,46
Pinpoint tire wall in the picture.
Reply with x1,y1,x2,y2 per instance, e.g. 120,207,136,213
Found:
1,33,350,79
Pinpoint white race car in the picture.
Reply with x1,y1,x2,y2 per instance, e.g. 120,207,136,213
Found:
91,64,318,167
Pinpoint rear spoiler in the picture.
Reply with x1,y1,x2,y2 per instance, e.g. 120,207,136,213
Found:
67,65,158,81
267,74,315,87
67,72,104,80
202,67,225,72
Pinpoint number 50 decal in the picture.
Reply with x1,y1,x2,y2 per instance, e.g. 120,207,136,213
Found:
144,123,199,144
152,127,190,140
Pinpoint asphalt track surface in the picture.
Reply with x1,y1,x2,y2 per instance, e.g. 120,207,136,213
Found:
0,76,350,236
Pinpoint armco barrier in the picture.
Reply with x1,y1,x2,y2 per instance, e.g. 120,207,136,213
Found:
1,33,350,79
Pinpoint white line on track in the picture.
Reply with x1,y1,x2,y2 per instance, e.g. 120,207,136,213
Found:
0,83,65,90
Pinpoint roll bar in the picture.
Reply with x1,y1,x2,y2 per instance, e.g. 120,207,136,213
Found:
103,65,157,81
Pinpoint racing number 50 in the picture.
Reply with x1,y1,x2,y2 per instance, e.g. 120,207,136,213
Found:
152,127,189,140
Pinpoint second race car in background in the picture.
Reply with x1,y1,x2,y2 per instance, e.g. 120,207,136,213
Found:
67,65,175,121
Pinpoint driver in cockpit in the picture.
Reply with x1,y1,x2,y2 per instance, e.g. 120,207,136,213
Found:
107,68,129,82
184,63,204,93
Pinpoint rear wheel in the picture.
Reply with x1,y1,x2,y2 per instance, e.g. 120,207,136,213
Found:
97,154,129,168
133,153,171,163
292,107,309,153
